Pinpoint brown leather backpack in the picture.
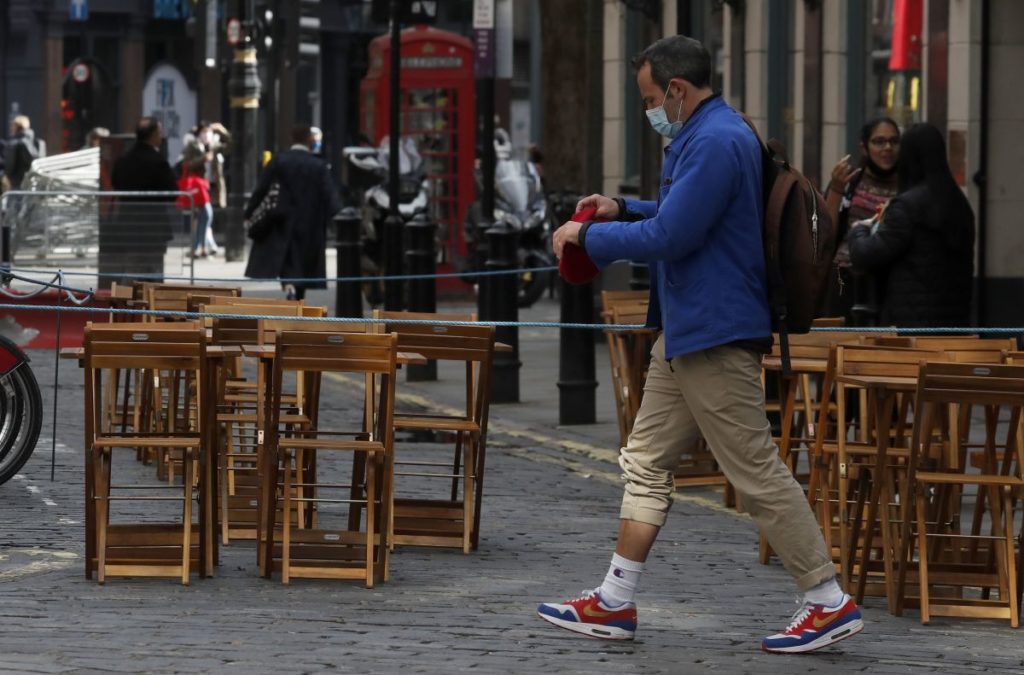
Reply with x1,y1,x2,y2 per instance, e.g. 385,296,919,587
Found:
742,118,838,371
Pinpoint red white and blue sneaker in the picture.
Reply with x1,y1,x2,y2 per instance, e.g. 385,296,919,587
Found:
537,589,637,641
761,594,863,654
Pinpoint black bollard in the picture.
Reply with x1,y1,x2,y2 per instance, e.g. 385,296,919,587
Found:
334,208,364,318
405,213,438,381
554,191,597,425
1,219,10,265
383,213,405,311
629,261,651,291
557,276,597,424
480,222,521,403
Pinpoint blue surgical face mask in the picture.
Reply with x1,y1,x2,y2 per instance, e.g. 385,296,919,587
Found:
646,86,685,138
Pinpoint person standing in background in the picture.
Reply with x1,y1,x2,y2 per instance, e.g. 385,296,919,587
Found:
244,124,342,301
110,117,179,282
847,122,974,327
4,115,46,190
822,117,901,324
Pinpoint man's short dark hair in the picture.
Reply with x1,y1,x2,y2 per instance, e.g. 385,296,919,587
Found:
291,124,313,146
632,35,712,90
136,116,160,143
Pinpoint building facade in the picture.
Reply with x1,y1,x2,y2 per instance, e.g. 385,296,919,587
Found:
602,0,1024,326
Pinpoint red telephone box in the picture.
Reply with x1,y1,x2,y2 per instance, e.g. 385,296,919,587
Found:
360,26,476,285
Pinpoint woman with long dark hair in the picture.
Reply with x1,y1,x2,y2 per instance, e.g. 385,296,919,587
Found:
847,123,975,327
822,116,901,323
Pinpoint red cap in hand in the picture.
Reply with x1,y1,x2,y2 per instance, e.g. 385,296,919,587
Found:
559,207,602,285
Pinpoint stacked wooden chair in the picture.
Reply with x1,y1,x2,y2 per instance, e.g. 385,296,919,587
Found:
261,329,398,586
83,322,213,584
600,290,724,492
374,310,496,552
896,361,1024,626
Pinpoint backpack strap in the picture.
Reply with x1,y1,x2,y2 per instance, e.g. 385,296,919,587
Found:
765,171,798,376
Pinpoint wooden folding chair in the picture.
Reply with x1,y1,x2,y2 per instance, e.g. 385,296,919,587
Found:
817,344,946,606
262,330,398,586
896,362,1024,626
145,284,241,321
201,302,310,544
600,291,651,448
374,313,496,552
83,322,212,584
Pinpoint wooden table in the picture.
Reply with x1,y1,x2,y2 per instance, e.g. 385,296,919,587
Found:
834,372,917,613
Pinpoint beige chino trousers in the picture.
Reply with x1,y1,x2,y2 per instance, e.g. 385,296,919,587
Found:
618,334,835,591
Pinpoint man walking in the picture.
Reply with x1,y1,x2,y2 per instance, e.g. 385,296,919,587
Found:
110,117,179,282
244,124,341,301
538,36,863,654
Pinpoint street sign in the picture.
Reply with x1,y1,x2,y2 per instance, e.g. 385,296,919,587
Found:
69,0,88,22
473,0,495,77
71,62,91,84
473,0,494,29
226,17,241,47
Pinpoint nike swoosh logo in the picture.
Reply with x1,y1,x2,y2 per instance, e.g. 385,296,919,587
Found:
811,610,843,629
582,606,614,618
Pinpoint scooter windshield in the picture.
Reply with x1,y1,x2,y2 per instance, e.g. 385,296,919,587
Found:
494,161,532,215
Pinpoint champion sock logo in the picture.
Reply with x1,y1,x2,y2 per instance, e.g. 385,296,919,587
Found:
613,568,624,578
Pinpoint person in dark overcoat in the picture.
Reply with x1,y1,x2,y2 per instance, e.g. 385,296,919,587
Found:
848,123,975,328
109,117,179,282
244,124,342,300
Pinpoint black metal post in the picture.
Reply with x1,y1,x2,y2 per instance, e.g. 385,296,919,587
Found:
629,262,650,291
383,1,405,310
554,191,597,425
482,224,520,403
334,207,363,318
475,74,496,333
226,0,261,262
405,212,438,381
557,277,597,424
1,219,10,265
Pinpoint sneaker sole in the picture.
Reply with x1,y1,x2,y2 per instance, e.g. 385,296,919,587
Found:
536,610,635,641
761,618,864,654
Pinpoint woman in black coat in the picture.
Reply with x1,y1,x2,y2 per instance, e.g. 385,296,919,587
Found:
847,123,975,327
244,125,342,300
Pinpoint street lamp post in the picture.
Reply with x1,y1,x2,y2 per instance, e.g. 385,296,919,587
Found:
225,0,261,262
383,0,405,310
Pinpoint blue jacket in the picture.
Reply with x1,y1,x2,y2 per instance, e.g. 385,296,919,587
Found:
582,96,770,360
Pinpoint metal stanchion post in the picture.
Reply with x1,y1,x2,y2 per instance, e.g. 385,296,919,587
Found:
629,261,650,291
482,223,520,403
334,207,363,318
383,0,404,311
383,214,405,310
405,212,438,381
1,213,10,266
225,2,261,263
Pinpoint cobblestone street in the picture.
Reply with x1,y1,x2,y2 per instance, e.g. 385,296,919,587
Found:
1,299,1023,674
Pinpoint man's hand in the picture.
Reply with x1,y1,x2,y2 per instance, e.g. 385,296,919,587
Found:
552,220,583,260
575,193,619,219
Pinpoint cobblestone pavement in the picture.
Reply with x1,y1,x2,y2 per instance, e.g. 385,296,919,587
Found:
1,298,1023,674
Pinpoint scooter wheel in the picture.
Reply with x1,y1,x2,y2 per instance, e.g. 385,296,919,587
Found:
0,365,44,485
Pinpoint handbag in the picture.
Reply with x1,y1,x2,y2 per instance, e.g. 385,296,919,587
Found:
247,180,286,240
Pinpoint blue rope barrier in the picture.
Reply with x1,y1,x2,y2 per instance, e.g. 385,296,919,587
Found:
1,264,559,285
0,303,646,331
2,301,1021,335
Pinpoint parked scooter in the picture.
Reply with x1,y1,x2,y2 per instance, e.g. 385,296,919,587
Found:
342,137,430,306
463,129,554,308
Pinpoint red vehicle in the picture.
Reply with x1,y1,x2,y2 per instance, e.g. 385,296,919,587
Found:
0,333,42,484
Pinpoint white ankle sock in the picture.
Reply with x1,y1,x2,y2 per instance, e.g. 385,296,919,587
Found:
803,577,845,608
599,553,644,607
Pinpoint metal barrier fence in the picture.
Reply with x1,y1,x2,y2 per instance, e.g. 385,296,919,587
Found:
0,190,196,285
